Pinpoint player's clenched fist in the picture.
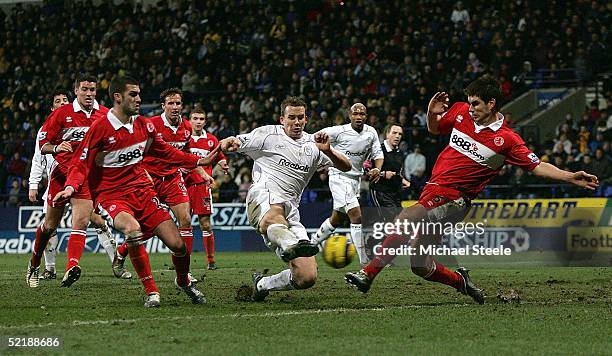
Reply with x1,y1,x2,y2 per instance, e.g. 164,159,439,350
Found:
219,137,241,152
313,132,331,152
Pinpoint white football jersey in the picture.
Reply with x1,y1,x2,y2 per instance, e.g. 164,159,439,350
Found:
237,125,333,200
321,124,383,179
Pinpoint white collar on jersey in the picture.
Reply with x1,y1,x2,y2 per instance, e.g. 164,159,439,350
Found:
72,98,100,116
473,112,505,133
161,112,180,133
383,139,397,152
191,131,209,141
108,110,136,133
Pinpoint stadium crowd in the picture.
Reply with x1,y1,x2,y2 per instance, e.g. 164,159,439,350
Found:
0,0,610,205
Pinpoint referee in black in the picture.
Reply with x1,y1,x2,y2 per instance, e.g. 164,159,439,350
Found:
370,124,411,220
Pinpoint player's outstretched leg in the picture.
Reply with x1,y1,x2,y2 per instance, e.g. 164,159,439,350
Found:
154,220,205,304
411,236,484,304
61,198,94,287
345,233,408,293
250,256,317,302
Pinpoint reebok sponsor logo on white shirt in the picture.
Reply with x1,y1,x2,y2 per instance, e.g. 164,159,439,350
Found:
449,128,505,170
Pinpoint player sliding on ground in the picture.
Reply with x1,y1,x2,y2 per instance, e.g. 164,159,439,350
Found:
219,96,351,302
54,76,217,307
345,76,599,304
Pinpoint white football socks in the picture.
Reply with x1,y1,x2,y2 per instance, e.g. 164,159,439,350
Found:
44,232,58,272
314,218,336,245
95,224,117,263
266,224,299,251
257,269,295,292
350,223,369,265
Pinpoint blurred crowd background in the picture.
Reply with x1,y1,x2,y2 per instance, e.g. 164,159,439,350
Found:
0,0,609,206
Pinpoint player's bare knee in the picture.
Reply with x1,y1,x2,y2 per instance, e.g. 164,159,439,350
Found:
292,269,317,289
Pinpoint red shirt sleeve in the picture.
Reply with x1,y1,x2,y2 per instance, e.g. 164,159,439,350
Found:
211,135,227,164
437,102,467,135
38,109,62,149
505,134,541,171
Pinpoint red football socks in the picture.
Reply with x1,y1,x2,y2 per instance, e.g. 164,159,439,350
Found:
172,252,191,287
363,234,409,279
424,261,464,290
65,229,86,270
179,227,194,255
128,244,158,295
31,224,53,267
202,231,215,263
117,242,129,258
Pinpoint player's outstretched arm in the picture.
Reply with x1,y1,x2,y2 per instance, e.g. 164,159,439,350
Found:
532,162,599,190
314,131,351,172
426,91,449,135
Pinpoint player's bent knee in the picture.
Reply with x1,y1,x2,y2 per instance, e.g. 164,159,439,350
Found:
168,239,187,255
292,272,317,289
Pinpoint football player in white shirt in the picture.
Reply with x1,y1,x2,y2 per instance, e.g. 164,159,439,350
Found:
219,96,351,301
312,103,384,266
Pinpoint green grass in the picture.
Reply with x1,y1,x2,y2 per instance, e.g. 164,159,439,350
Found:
1,252,611,355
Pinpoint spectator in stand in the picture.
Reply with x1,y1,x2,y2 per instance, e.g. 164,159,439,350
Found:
450,1,470,26
403,144,426,180
7,151,27,178
553,134,572,156
7,178,21,207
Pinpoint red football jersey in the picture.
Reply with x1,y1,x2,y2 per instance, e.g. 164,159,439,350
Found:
184,131,227,186
142,114,192,177
65,111,200,203
428,102,540,198
38,99,108,175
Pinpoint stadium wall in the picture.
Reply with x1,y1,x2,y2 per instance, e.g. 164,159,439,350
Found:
1,199,610,255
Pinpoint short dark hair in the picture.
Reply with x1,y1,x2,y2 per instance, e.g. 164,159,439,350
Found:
464,76,502,110
74,73,97,88
190,106,206,116
160,87,183,104
109,76,139,101
385,124,403,135
50,88,69,102
280,96,306,116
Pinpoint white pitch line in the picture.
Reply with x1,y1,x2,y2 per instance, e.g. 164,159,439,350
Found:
0,304,466,330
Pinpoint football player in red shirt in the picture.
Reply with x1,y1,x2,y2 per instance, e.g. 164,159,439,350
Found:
345,76,599,303
26,74,123,288
186,107,229,270
113,88,212,282
55,76,216,307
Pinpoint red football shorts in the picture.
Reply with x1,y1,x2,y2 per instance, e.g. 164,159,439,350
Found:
48,169,91,208
417,184,471,224
187,183,213,216
96,189,171,236
151,173,190,207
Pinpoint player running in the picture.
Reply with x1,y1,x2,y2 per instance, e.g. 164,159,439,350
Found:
219,96,351,302
311,103,383,267
55,76,216,307
26,75,120,288
113,88,212,282
27,89,69,280
345,76,599,303
186,107,229,270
